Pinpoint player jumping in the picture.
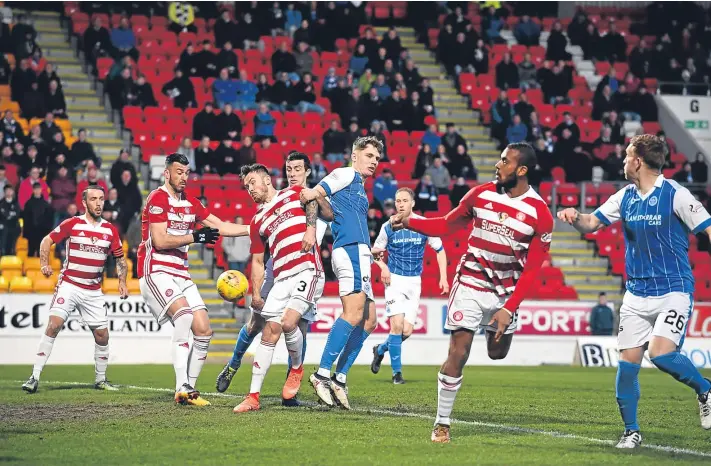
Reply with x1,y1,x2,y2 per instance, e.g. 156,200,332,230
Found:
138,153,249,406
232,163,324,413
391,142,553,443
370,187,449,384
22,185,128,393
216,151,333,408
300,136,383,409
558,134,711,449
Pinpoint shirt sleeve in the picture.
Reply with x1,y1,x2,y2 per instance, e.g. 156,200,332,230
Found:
147,193,169,223
192,197,210,223
49,217,76,243
373,223,389,250
427,235,444,252
673,186,711,234
248,218,265,255
593,187,626,226
318,167,356,196
109,224,124,258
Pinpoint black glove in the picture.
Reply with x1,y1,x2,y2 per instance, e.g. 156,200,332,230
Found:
192,227,220,245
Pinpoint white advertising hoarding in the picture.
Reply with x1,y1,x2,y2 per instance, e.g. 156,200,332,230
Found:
660,95,711,148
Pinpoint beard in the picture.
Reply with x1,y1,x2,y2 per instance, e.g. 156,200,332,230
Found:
87,209,102,221
496,175,518,192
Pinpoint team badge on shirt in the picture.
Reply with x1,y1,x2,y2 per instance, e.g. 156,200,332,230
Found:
516,212,526,222
649,196,658,206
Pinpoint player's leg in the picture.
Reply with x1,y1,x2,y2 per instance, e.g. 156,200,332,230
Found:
283,317,312,407
217,312,265,393
90,326,117,390
646,294,711,429
392,296,420,383
183,281,212,390
371,314,399,375
23,313,65,393
387,314,405,380
281,309,306,400
484,332,514,359
234,320,282,413
79,289,118,390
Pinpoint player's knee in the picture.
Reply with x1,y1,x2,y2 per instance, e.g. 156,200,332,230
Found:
93,328,109,345
487,348,508,360
45,324,61,338
390,320,404,334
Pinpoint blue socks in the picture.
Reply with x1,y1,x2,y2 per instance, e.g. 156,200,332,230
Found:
318,318,355,373
389,334,403,374
616,360,641,431
651,351,711,396
335,326,371,379
377,338,389,356
229,325,255,369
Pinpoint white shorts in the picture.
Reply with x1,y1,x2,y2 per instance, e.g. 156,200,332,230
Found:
617,291,693,350
49,280,107,328
445,281,518,334
332,243,374,300
139,272,206,325
385,274,421,325
251,258,319,322
258,269,324,323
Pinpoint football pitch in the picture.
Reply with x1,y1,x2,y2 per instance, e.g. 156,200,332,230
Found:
1,364,710,465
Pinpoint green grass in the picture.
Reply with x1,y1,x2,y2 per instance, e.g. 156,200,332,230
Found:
1,364,710,465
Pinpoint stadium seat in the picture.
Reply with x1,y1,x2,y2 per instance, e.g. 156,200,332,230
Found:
33,277,57,293
0,275,8,293
9,276,33,293
0,255,22,271
23,257,41,273
103,279,121,294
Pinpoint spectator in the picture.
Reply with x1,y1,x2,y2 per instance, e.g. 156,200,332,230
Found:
596,67,620,96
518,53,538,90
195,136,217,174
367,205,384,244
344,119,361,152
580,23,601,61
422,123,441,151
507,114,528,143
215,9,238,49
123,212,141,278
441,123,467,158
196,40,218,79
111,17,138,62
168,2,197,34
233,69,259,111
239,13,261,51
215,139,240,175
604,144,626,181
565,145,594,183
0,184,20,255
449,177,469,207
250,73,269,105
567,10,590,47
309,153,328,187
270,72,291,111
546,21,570,62
162,68,195,109
445,6,472,34
75,164,108,212
23,182,53,256
115,169,142,232
426,157,452,194
357,28,379,61
20,81,45,120
622,72,640,93
285,3,303,37
526,112,545,142
193,102,218,140
132,74,157,108
629,40,649,79
601,22,626,63
673,162,695,183
0,54,9,85
381,91,405,132
604,111,625,144
71,129,100,170
370,47,388,75
373,168,398,207
49,165,76,223
44,79,67,119
514,15,541,47
14,22,39,61
178,42,199,77
323,120,346,162
356,68,375,96
616,84,640,122
496,53,520,90
237,135,257,167
483,6,505,44
10,59,35,102
513,93,534,125
491,90,514,149
83,16,111,68
451,33,474,76
593,85,617,120
107,66,135,109
2,110,24,146
102,187,121,228
175,136,197,172
0,165,7,192
691,153,708,184
18,165,49,211
472,39,489,75
413,143,435,179
271,40,297,76
589,292,614,336
635,85,657,122
372,74,392,100
594,125,615,147
294,41,313,77
350,44,369,77
359,87,383,128
17,144,47,179
292,73,324,114
293,19,313,48
329,79,351,121
415,174,438,213
368,121,388,161
110,149,137,189
554,112,581,146
216,103,242,141
405,91,427,132
0,13,9,55
381,27,403,61
27,125,47,154
544,64,572,104
418,78,435,112
451,144,477,180
222,216,250,272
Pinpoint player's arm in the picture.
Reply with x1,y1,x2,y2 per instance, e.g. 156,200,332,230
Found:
371,223,391,285
301,167,356,203
201,213,250,237
302,199,318,252
673,187,711,243
397,187,479,235
429,237,449,295
316,196,334,221
558,187,625,233
150,222,205,249
110,225,128,299
250,252,266,310
40,218,74,277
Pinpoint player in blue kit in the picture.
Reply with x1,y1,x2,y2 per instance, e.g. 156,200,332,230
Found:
300,136,383,409
559,134,711,449
370,187,449,384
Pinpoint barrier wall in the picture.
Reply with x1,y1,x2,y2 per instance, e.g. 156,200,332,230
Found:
2,295,711,367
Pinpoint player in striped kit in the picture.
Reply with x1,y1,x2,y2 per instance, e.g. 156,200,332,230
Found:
390,143,554,443
138,153,249,406
559,135,711,449
22,185,128,393
216,151,333,409
370,187,449,384
232,163,324,413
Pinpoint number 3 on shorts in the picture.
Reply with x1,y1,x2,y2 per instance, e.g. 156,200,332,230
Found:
297,281,307,292
663,310,686,332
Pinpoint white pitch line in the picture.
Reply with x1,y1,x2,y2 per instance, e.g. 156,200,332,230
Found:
6,379,711,459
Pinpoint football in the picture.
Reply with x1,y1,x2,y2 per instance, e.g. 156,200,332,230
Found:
216,270,249,302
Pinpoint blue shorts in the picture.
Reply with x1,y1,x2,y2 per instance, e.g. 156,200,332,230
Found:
332,243,374,300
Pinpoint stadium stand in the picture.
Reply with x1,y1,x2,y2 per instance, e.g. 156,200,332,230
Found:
1,2,710,316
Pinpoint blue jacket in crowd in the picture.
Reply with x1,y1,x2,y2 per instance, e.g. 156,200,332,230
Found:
506,122,528,143
213,78,239,106
254,111,276,137
111,27,136,49
235,79,258,103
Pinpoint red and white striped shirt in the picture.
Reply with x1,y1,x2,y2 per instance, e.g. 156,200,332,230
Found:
249,185,322,280
50,215,123,290
137,186,210,280
409,182,553,312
